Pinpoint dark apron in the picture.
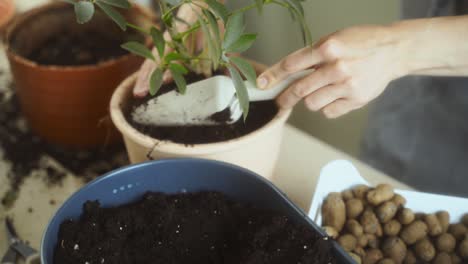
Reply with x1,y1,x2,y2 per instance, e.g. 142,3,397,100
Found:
361,0,468,198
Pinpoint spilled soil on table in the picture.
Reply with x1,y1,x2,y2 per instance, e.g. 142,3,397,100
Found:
54,191,337,264
0,83,128,208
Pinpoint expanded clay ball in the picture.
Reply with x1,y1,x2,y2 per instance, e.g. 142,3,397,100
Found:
381,236,406,264
367,184,394,206
433,252,451,264
424,213,443,236
346,219,364,237
349,252,362,264
377,258,395,264
403,250,417,264
390,194,406,208
414,238,436,262
357,234,369,248
436,233,456,253
361,210,380,235
462,213,468,227
400,220,428,245
459,238,468,259
398,208,415,225
338,234,357,252
353,185,370,199
376,201,398,223
342,189,354,201
449,223,467,241
363,248,383,264
366,234,380,249
383,220,401,237
346,198,364,219
322,192,346,232
436,211,450,233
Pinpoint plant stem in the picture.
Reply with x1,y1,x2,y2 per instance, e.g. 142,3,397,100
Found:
270,0,290,9
232,3,258,14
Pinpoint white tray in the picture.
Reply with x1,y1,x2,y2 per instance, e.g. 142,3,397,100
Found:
309,160,468,225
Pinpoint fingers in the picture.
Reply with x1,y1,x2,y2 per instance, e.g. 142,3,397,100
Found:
303,84,348,112
257,46,323,89
321,99,357,119
134,59,157,97
276,61,350,109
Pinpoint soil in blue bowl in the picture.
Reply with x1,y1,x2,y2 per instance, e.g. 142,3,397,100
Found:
54,191,337,264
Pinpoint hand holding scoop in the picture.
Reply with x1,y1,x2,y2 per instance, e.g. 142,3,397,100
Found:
132,70,312,126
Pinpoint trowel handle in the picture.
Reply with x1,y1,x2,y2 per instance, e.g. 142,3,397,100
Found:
246,70,313,101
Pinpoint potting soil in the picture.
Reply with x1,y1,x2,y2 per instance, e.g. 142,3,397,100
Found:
127,72,279,145
28,31,131,66
54,191,337,264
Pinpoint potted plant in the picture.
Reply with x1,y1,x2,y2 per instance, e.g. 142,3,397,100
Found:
4,1,155,148
75,0,311,178
41,159,351,263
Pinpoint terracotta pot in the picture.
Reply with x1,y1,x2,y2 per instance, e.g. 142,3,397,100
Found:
4,2,156,149
110,64,292,180
0,0,14,30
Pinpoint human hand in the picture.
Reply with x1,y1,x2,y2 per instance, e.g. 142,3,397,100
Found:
257,25,408,118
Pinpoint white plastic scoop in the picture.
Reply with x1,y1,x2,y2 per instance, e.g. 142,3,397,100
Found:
132,70,312,126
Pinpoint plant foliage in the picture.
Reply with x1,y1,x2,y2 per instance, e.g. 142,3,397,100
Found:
66,0,310,119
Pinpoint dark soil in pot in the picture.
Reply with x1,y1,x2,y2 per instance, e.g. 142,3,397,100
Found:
28,31,130,66
125,73,279,145
54,191,337,264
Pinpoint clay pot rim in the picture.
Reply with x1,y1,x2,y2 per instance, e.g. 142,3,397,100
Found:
3,1,155,72
110,72,292,155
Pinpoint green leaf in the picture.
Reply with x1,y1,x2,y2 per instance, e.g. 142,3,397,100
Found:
149,68,164,96
96,1,127,30
230,57,257,86
63,0,76,4
228,65,250,121
255,0,263,13
165,0,182,5
204,10,222,69
98,0,130,9
197,13,217,70
74,1,95,24
150,27,165,58
169,63,188,74
126,23,148,34
164,52,185,62
223,13,244,50
205,0,229,22
121,42,155,60
225,34,256,53
169,64,187,94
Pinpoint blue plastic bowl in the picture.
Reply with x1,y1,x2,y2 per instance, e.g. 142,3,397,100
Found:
41,158,353,264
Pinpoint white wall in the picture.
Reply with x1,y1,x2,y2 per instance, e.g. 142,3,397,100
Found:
229,0,400,156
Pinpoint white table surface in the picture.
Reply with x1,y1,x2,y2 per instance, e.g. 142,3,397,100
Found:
0,0,408,257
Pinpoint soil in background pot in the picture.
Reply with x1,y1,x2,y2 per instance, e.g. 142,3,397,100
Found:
28,31,130,66
126,72,279,145
54,191,337,264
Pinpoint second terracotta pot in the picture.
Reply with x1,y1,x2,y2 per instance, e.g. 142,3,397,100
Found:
5,2,155,149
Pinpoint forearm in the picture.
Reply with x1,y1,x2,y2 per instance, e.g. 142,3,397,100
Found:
393,15,468,76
